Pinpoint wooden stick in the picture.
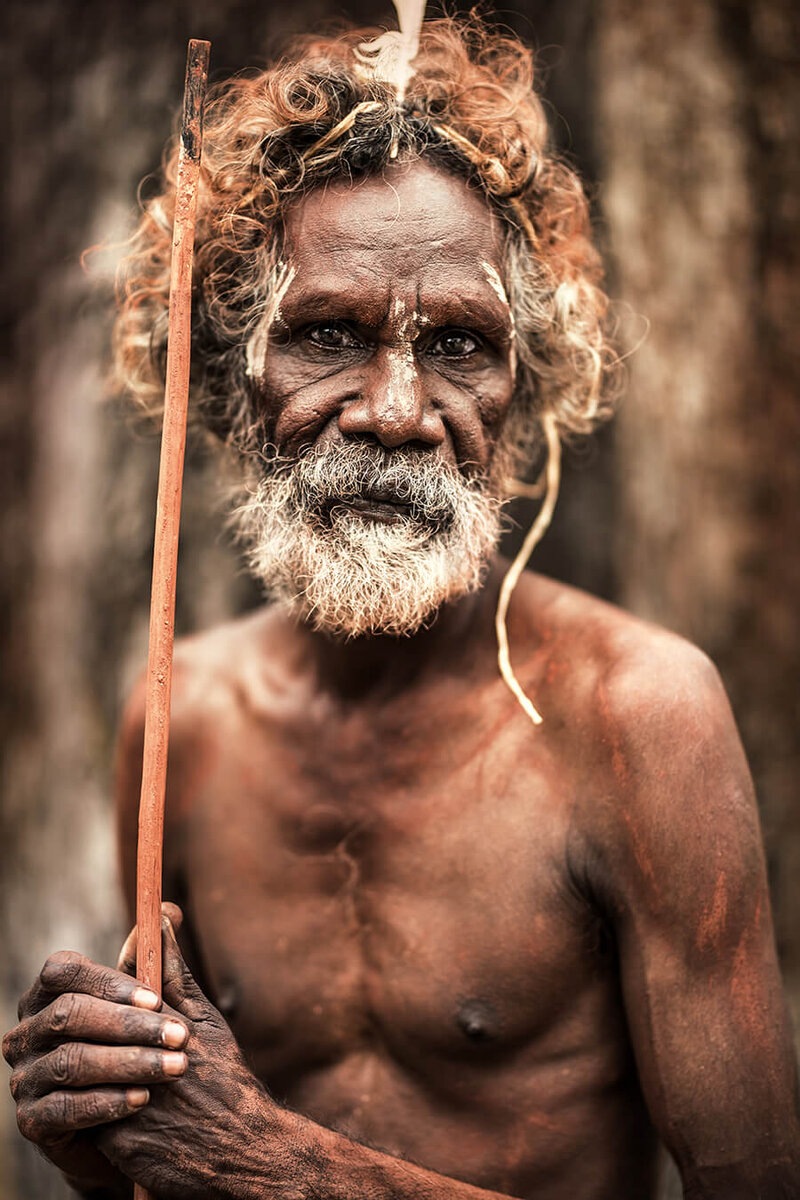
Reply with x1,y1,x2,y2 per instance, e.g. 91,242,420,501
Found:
134,38,209,1200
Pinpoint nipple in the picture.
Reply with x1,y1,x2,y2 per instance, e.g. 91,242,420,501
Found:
457,999,496,1043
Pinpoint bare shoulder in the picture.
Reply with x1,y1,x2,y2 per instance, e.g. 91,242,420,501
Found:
118,604,299,740
509,570,735,744
115,605,295,821
173,604,300,712
114,606,294,901
510,574,763,913
509,571,756,830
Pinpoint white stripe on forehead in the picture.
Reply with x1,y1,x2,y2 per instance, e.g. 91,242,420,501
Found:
245,263,297,382
481,261,517,380
481,261,511,310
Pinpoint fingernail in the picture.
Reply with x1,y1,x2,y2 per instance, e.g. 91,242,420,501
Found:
132,987,160,1010
127,1088,149,1107
162,1051,187,1076
161,1020,188,1048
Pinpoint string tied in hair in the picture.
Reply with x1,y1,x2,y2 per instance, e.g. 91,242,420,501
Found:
495,411,562,726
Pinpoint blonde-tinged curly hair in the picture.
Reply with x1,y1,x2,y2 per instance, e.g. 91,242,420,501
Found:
113,15,617,466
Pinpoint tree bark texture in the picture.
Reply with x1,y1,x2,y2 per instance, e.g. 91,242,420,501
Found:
596,0,800,991
1,2,797,1197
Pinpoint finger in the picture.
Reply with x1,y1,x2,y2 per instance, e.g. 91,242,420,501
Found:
15,1042,187,1098
3,995,189,1064
116,902,183,976
17,951,160,1021
160,914,212,1022
17,1086,150,1142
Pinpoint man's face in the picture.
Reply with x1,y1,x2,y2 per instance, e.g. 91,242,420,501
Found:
238,161,518,637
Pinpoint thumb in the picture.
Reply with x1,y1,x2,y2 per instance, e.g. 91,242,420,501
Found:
161,910,215,1022
116,901,185,975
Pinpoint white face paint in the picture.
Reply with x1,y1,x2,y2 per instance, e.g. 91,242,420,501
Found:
481,260,517,380
245,264,297,382
384,344,418,417
384,298,421,413
392,296,422,340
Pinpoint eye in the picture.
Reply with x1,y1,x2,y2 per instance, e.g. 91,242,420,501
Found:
429,329,481,359
305,321,361,351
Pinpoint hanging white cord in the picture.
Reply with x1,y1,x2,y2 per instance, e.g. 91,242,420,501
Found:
495,412,562,725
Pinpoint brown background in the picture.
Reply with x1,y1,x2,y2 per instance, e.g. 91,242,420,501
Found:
1,1,798,1196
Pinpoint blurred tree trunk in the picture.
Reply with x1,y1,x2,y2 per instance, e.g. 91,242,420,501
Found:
596,0,800,991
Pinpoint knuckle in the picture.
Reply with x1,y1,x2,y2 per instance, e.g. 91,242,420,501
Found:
81,1089,114,1125
79,1091,100,1122
97,970,125,1003
122,1007,154,1043
147,1050,168,1078
50,993,78,1034
9,1067,25,1101
52,1090,78,1127
50,1043,73,1084
41,951,84,991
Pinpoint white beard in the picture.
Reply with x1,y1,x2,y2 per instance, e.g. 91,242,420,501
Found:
233,441,503,638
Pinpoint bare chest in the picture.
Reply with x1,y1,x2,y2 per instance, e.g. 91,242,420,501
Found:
169,700,607,1091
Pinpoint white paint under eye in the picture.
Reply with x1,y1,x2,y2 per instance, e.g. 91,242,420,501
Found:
245,263,297,382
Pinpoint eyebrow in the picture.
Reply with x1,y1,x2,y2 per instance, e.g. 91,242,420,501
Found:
279,279,514,336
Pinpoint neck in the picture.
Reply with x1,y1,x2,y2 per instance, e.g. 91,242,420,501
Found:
293,563,503,702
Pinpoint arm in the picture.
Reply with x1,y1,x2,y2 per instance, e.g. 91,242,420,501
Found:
583,642,799,1198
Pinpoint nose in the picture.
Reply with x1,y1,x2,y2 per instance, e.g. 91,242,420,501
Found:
337,345,445,449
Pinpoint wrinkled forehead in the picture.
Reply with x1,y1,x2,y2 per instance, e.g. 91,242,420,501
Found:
279,160,508,318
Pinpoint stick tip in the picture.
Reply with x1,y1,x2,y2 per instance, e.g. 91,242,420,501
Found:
188,38,211,61
181,39,211,161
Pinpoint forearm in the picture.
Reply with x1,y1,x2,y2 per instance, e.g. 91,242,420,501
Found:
231,1106,519,1200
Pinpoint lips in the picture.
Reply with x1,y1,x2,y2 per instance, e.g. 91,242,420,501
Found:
334,494,411,524
312,479,447,530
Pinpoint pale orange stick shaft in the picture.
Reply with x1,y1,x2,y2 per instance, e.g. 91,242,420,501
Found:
134,38,209,1200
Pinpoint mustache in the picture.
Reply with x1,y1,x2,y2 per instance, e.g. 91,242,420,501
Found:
266,441,489,531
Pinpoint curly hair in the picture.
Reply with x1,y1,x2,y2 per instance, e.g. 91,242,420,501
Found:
113,14,616,464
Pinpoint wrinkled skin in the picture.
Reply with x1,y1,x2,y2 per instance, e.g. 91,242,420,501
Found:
4,911,275,1199
4,163,799,1199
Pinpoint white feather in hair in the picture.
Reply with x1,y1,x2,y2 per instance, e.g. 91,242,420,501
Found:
355,0,427,100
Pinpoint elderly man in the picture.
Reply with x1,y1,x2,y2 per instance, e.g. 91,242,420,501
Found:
3,16,799,1200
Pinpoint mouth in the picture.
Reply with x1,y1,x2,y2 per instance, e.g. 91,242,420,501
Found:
310,483,451,533
330,493,411,525
340,496,412,525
